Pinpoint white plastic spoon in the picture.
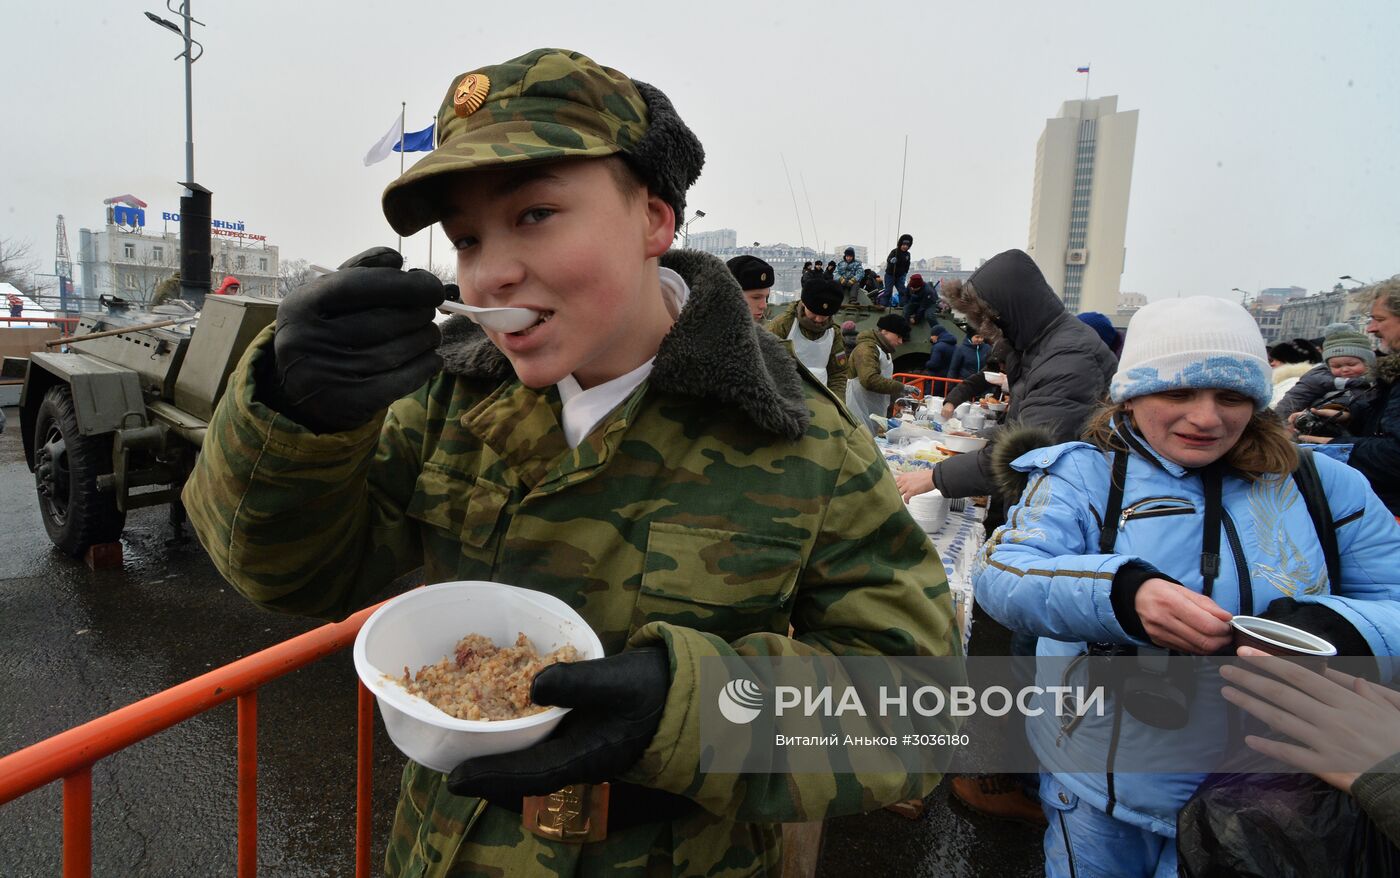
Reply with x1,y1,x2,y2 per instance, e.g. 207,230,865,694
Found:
304,266,539,332
436,300,540,333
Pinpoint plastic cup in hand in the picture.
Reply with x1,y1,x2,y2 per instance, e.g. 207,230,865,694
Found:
1230,615,1336,673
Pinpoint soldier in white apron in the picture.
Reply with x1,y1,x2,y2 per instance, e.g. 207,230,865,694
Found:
846,314,919,434
765,276,847,397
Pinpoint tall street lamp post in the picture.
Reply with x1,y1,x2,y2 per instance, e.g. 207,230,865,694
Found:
680,210,706,249
145,4,211,308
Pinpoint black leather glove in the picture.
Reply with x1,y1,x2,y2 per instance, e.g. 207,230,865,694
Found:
264,247,445,433
447,647,671,800
1259,597,1373,658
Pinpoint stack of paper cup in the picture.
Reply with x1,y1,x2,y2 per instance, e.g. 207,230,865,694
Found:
908,490,950,534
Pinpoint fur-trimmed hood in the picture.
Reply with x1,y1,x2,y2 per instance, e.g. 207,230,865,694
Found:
948,249,1064,351
987,423,1059,503
435,249,811,440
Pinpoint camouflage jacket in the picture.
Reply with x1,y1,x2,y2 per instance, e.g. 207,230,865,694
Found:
846,330,906,396
832,258,863,287
185,249,961,877
764,303,848,398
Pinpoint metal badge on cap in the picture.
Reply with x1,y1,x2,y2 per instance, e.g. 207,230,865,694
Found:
454,73,491,117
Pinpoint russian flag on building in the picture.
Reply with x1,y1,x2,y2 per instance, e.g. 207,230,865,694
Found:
1076,66,1090,74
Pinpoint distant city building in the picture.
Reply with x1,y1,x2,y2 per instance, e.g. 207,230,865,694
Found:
1246,301,1285,343
1275,285,1374,341
78,197,279,304
709,243,827,292
835,244,870,265
686,228,737,253
1027,95,1139,315
930,256,962,272
1256,286,1308,307
1118,292,1148,311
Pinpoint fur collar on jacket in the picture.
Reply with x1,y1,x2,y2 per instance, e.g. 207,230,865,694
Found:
1377,353,1400,386
1271,361,1315,386
987,423,1059,503
435,249,811,441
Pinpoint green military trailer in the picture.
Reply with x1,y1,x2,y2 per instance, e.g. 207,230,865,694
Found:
19,295,277,556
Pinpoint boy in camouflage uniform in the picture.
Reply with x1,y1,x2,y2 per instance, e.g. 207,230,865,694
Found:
184,48,961,877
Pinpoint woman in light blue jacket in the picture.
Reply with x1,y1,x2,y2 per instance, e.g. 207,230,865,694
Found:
975,296,1400,878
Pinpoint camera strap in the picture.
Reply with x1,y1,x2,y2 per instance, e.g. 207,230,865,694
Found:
1098,448,1131,554
1200,464,1224,599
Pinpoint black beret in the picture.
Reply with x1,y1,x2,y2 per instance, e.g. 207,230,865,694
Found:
726,255,774,290
877,314,912,341
801,276,844,317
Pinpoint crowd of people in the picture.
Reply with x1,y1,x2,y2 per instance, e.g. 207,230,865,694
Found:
174,44,1399,878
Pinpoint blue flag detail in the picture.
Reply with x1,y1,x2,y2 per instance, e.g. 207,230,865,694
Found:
395,123,435,154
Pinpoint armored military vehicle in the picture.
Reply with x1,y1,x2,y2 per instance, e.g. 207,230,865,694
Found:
19,296,277,556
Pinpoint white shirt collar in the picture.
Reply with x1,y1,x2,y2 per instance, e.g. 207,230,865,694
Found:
555,268,689,448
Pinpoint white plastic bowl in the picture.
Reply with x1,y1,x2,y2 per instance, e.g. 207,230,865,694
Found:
940,433,989,453
353,581,605,773
983,401,1008,413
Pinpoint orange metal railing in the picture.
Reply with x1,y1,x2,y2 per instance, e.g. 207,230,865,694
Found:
0,600,386,878
892,373,963,399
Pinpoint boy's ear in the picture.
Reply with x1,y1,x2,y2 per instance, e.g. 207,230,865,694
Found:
643,193,675,259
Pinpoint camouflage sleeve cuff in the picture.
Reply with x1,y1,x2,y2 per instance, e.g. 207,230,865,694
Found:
1353,752,1400,849
229,326,383,461
619,621,729,810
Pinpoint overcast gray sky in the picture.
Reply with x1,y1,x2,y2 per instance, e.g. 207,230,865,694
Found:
3,0,1395,299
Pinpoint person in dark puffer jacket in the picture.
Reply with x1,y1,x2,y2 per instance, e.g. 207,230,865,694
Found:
881,234,913,306
894,248,1116,502
922,324,958,376
947,332,993,381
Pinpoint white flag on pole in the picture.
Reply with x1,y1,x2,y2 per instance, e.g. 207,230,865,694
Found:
363,115,404,167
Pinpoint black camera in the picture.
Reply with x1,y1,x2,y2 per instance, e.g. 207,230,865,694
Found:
1295,409,1348,438
1086,644,1198,730
1120,648,1197,730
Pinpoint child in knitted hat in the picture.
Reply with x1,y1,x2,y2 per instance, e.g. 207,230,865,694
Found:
1276,324,1376,421
1285,326,1378,437
1322,326,1376,377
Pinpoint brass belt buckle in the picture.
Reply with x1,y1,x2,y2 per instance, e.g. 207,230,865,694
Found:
522,783,609,843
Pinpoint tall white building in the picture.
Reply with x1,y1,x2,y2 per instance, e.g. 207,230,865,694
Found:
687,228,737,253
1027,96,1138,314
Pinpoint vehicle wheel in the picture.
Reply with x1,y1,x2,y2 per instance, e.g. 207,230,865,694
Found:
32,385,126,556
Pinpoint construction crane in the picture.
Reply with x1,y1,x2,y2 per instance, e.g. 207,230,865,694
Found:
55,214,73,312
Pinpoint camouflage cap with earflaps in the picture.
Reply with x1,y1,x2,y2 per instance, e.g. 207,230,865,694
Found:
382,48,704,237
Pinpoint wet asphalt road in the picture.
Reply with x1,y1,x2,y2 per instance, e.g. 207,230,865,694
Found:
0,405,1043,877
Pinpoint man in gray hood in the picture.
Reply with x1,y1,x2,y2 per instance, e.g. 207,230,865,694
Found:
896,248,1117,501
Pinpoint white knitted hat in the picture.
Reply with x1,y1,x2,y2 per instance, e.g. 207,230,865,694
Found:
1110,296,1273,409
